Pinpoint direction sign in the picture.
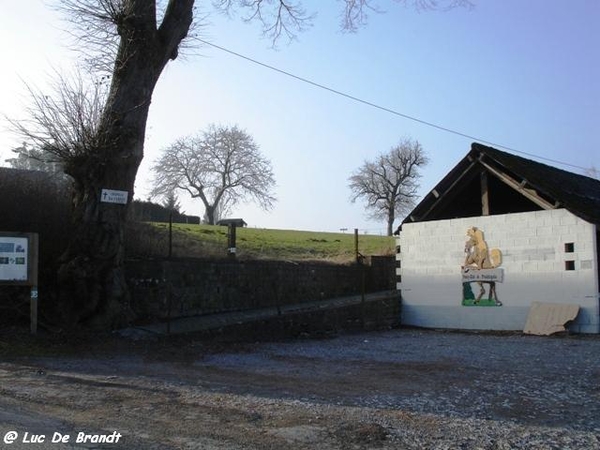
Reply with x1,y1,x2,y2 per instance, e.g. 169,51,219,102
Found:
101,189,128,205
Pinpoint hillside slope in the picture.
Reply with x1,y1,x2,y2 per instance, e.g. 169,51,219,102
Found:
126,222,395,262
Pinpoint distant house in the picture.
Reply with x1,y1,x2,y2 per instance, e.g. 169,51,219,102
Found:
217,218,247,227
395,143,600,333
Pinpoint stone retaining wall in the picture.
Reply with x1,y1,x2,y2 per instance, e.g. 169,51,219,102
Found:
126,256,396,321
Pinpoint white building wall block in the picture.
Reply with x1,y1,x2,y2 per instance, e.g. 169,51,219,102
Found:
396,209,599,333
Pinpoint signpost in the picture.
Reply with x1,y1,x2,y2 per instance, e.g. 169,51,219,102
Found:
0,237,29,281
0,233,39,334
100,189,128,205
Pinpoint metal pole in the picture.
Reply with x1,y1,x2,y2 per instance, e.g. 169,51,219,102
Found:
361,265,366,329
29,233,39,335
168,212,173,259
354,228,359,264
228,223,237,258
167,214,173,334
30,286,38,335
165,261,172,335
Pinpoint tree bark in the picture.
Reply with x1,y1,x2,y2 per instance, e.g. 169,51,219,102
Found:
205,205,216,225
386,211,394,237
58,0,194,328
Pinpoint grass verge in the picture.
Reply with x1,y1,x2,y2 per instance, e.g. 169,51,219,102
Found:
126,222,395,262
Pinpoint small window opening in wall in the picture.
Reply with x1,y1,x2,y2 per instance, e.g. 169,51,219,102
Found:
396,245,401,254
564,242,575,253
565,260,575,271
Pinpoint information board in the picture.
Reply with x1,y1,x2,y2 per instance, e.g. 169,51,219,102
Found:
0,233,39,334
0,236,29,281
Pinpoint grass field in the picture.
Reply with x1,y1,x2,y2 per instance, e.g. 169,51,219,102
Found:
128,222,396,262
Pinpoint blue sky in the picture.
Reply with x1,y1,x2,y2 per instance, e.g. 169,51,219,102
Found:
1,1,598,234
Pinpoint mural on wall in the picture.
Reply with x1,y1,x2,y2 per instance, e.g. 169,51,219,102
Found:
461,227,504,307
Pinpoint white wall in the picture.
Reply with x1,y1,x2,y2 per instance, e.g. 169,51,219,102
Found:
396,209,599,333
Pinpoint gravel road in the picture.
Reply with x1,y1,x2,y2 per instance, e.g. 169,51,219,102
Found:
1,328,599,449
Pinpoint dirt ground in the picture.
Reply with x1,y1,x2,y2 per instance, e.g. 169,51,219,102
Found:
1,327,599,449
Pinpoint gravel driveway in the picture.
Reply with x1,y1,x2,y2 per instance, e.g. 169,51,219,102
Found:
1,328,599,449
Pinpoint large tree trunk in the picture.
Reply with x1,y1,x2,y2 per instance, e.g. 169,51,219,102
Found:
58,0,193,328
58,179,134,328
386,205,395,236
205,206,216,225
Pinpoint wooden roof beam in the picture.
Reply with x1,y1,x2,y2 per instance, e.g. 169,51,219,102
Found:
411,160,479,222
478,160,560,210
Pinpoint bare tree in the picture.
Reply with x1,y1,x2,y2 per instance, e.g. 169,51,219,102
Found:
151,124,276,225
8,0,471,328
349,138,428,236
10,1,195,328
215,1,472,42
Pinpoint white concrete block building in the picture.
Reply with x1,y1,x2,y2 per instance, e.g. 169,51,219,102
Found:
395,143,600,333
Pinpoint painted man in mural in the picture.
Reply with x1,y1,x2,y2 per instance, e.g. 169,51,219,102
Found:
462,227,503,306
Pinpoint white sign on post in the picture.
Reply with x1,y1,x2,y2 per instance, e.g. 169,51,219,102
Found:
101,189,129,205
0,233,39,334
0,234,37,286
461,267,504,283
0,237,29,281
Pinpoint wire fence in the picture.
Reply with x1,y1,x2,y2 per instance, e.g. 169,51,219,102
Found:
124,221,396,262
